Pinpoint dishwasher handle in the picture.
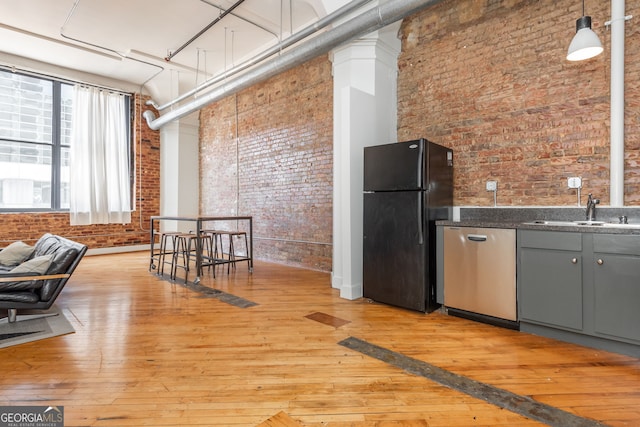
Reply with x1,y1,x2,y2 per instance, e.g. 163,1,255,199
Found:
467,234,487,242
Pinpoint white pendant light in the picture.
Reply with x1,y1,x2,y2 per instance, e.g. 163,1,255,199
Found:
567,1,603,61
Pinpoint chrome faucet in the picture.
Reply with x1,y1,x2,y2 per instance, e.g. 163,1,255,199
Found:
586,193,600,221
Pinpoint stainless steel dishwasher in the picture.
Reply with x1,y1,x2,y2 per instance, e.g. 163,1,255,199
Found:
443,226,517,326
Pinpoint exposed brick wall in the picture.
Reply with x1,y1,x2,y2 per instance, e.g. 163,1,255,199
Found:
0,93,161,248
134,94,161,240
398,0,640,206
198,0,640,270
199,56,333,272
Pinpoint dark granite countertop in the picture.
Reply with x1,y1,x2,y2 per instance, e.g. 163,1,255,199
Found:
436,207,640,235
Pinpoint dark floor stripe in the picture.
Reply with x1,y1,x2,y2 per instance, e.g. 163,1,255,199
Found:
212,290,258,308
338,336,607,427
157,273,258,308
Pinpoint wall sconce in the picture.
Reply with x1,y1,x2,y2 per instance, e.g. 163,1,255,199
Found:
567,0,603,61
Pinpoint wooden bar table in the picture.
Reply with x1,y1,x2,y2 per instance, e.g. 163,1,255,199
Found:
150,215,253,283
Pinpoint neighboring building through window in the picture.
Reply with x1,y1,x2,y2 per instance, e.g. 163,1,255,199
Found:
0,69,130,211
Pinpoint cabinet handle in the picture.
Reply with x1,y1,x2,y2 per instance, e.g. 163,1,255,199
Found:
571,258,578,264
597,259,604,265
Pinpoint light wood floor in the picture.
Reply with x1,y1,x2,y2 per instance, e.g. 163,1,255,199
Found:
1,251,639,426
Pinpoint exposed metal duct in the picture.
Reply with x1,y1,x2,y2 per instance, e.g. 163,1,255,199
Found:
149,0,373,112
144,0,443,130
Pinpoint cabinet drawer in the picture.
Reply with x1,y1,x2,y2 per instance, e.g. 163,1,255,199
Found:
593,234,640,256
519,230,582,251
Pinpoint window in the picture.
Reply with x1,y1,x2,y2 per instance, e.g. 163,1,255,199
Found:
0,69,130,211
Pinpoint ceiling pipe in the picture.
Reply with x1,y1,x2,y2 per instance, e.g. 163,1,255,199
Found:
149,0,373,112
61,0,164,87
201,0,280,41
144,0,443,129
164,0,246,62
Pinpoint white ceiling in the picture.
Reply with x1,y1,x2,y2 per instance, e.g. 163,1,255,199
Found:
0,0,357,104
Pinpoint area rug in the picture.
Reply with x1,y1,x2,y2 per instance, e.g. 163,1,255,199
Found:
0,306,75,349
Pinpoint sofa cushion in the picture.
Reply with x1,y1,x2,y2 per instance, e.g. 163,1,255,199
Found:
32,235,78,274
46,248,78,275
0,275,44,292
0,291,39,303
34,234,67,257
0,241,35,267
41,247,78,301
10,254,53,274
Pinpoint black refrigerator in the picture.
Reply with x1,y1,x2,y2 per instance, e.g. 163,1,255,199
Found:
363,139,453,313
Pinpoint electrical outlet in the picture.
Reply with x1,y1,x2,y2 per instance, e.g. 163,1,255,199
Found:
486,181,497,191
568,177,582,189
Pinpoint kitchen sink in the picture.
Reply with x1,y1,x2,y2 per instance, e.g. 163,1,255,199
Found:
599,223,640,229
525,220,582,226
523,220,640,229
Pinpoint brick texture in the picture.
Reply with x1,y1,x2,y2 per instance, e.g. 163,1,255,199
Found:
199,56,333,272
398,0,640,206
0,94,160,249
197,0,640,271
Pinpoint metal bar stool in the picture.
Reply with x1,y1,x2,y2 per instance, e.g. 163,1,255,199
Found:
227,231,249,272
200,229,231,278
172,233,214,282
150,231,181,276
212,230,249,274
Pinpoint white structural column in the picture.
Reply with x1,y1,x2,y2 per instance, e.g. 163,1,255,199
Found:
158,72,200,232
160,122,199,233
330,23,401,300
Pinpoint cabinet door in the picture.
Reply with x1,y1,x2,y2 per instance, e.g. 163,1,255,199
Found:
593,253,640,343
519,248,583,330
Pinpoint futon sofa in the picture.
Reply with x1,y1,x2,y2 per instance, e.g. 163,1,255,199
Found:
0,233,87,322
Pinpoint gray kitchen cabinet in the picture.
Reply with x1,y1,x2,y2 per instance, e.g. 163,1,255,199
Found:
592,234,640,343
518,229,640,357
518,231,583,331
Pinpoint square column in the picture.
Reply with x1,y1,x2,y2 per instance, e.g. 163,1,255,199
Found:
330,24,401,300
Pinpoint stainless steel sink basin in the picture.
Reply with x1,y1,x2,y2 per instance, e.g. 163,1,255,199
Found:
524,220,580,226
524,220,640,229
599,223,640,229
573,220,606,226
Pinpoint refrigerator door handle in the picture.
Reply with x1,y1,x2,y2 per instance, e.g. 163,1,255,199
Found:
417,139,424,188
418,192,424,245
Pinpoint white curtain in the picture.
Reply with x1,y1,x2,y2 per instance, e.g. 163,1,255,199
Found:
69,86,131,225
